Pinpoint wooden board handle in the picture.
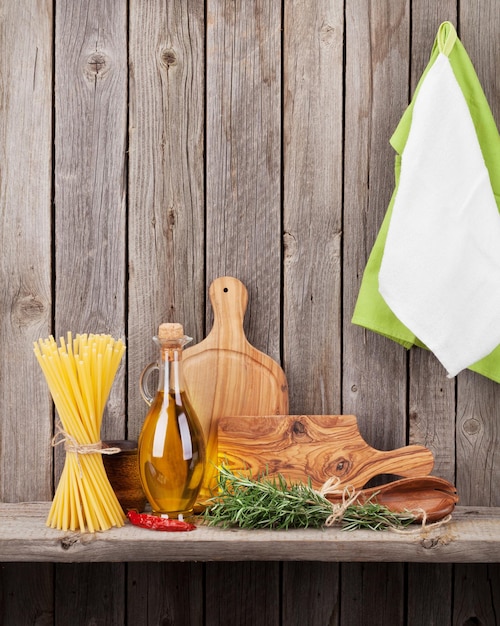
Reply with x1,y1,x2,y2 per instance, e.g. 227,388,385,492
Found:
337,444,434,488
206,277,249,349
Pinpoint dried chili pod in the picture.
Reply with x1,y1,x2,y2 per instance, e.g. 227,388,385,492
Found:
127,510,196,532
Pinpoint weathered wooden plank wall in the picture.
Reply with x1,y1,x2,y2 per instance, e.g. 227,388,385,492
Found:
1,0,499,624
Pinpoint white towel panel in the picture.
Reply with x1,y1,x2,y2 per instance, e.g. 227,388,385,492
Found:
379,53,500,377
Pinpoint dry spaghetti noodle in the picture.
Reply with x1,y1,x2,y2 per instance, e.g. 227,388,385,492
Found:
34,333,126,532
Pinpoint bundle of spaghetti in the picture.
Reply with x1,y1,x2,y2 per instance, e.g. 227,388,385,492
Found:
34,333,127,532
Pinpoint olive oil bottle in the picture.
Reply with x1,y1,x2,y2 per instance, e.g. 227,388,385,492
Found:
138,323,205,518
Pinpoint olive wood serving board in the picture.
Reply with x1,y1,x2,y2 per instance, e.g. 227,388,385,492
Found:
217,414,434,490
183,277,289,499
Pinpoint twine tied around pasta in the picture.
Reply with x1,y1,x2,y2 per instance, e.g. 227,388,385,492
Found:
52,423,121,459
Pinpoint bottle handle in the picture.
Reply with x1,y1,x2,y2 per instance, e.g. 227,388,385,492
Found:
139,362,158,406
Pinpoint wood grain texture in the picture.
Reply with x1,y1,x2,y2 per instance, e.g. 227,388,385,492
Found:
128,0,205,441
342,0,410,452
283,0,344,415
2,502,500,563
218,414,434,489
127,4,206,625
205,562,280,626
0,563,54,626
204,2,283,623
1,0,500,624
0,2,54,624
340,563,405,626
454,2,500,511
341,2,411,621
55,563,125,625
282,562,340,625
407,563,453,626
453,563,500,625
205,0,282,360
0,0,53,503
454,7,500,622
54,0,128,442
127,563,204,626
53,1,128,623
282,0,345,609
184,277,289,500
407,5,458,624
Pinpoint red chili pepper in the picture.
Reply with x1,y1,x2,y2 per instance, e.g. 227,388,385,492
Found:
127,510,196,532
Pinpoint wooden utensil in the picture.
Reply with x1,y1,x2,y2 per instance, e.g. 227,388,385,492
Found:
183,276,289,501
326,476,458,523
217,414,434,490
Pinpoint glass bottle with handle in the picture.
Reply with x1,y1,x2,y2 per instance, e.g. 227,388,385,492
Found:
138,323,206,519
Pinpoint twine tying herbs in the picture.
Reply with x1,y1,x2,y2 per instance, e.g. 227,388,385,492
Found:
203,465,429,531
317,476,359,527
317,475,452,533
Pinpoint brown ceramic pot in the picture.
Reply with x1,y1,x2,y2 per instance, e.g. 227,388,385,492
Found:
102,440,147,513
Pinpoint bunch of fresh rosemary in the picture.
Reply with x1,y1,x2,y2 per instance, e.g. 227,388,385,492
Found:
203,465,416,531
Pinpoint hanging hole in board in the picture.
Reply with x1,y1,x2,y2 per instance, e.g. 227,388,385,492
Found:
223,287,228,292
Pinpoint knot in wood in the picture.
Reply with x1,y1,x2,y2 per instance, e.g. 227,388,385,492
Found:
87,52,107,75
463,418,481,436
12,292,46,327
420,537,439,550
160,48,177,67
60,535,79,550
324,456,351,478
292,420,306,435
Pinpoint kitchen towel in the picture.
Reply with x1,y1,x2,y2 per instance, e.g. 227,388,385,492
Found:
352,21,500,381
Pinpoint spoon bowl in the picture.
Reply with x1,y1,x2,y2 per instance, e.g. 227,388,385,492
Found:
326,476,458,523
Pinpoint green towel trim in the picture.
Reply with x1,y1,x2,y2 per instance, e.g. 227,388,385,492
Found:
352,22,500,382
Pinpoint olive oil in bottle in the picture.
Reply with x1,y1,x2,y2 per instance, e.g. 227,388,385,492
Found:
138,323,205,518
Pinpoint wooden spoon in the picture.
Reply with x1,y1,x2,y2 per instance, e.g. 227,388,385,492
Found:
325,476,458,523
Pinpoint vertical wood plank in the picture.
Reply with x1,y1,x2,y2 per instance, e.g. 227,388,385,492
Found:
282,0,344,618
408,0,457,485
456,0,500,511
0,563,54,626
453,564,500,626
205,1,282,623
127,563,203,626
454,5,500,621
205,0,282,359
54,0,128,441
0,3,54,625
341,563,405,626
406,5,457,623
128,0,205,440
407,563,453,626
342,1,410,623
343,0,410,450
205,563,280,626
283,0,344,415
0,0,53,502
282,561,340,625
55,564,125,625
53,0,128,623
127,1,205,622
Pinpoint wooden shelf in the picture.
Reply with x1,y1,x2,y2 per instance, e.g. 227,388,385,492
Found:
1,503,499,563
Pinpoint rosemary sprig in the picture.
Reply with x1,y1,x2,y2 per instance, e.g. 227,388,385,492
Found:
341,501,416,531
203,465,416,531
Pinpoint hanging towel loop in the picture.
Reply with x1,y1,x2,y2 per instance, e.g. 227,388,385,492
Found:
437,21,457,57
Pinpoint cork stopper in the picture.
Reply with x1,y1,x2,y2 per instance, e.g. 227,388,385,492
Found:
158,322,184,340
